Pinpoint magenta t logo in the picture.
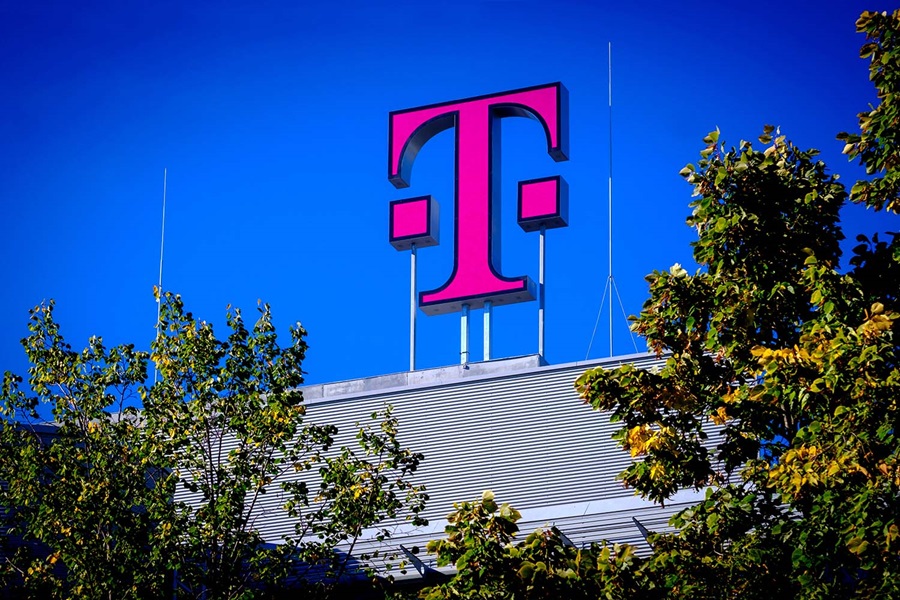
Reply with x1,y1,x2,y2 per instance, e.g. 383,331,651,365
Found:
388,83,569,315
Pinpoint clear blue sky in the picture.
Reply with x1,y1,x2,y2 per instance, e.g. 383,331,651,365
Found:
1,1,895,389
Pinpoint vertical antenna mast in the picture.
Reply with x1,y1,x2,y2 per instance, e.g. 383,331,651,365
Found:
608,42,613,357
154,168,167,382
157,168,167,322
586,43,640,360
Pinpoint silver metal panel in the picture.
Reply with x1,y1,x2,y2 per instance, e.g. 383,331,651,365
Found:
174,352,722,577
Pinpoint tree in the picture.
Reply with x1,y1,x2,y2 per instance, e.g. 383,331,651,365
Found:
418,491,644,600
0,300,175,598
0,293,427,599
574,9,900,598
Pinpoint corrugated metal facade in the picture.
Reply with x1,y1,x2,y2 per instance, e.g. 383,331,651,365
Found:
175,351,713,576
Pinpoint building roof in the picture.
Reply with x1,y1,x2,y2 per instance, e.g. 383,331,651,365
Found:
202,352,711,581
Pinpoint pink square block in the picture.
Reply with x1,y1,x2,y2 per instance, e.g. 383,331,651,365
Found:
389,196,439,251
392,199,428,238
518,176,568,232
520,178,559,220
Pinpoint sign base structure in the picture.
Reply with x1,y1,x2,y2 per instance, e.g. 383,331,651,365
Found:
419,277,536,316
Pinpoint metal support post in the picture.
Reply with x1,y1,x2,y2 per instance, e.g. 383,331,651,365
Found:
483,300,492,361
409,243,417,371
538,226,546,359
460,303,470,365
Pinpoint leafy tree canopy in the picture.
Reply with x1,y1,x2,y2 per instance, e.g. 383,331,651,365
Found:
0,292,427,599
574,9,900,598
417,491,643,600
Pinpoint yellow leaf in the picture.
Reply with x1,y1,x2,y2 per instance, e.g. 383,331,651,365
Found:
626,425,653,457
711,406,730,425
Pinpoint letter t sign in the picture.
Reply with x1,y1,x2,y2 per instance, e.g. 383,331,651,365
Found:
388,83,569,315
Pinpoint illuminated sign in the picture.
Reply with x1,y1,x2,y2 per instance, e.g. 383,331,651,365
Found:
388,83,569,315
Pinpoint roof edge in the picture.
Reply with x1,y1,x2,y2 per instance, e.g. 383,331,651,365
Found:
301,351,661,405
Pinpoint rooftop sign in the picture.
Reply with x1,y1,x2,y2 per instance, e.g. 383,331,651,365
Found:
388,83,570,316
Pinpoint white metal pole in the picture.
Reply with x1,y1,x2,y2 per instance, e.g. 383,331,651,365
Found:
483,300,492,361
461,303,470,365
410,243,417,371
608,42,614,358
538,226,546,359
154,167,167,384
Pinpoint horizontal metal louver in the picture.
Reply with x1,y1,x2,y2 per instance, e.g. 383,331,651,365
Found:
174,352,721,572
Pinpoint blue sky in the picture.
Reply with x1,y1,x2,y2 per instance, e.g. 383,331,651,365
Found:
0,1,895,389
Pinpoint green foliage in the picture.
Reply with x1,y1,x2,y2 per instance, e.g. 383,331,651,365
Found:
0,300,174,598
574,13,900,596
838,10,900,213
291,406,428,585
143,292,324,598
419,491,645,600
838,9,900,313
578,131,848,505
0,293,427,599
